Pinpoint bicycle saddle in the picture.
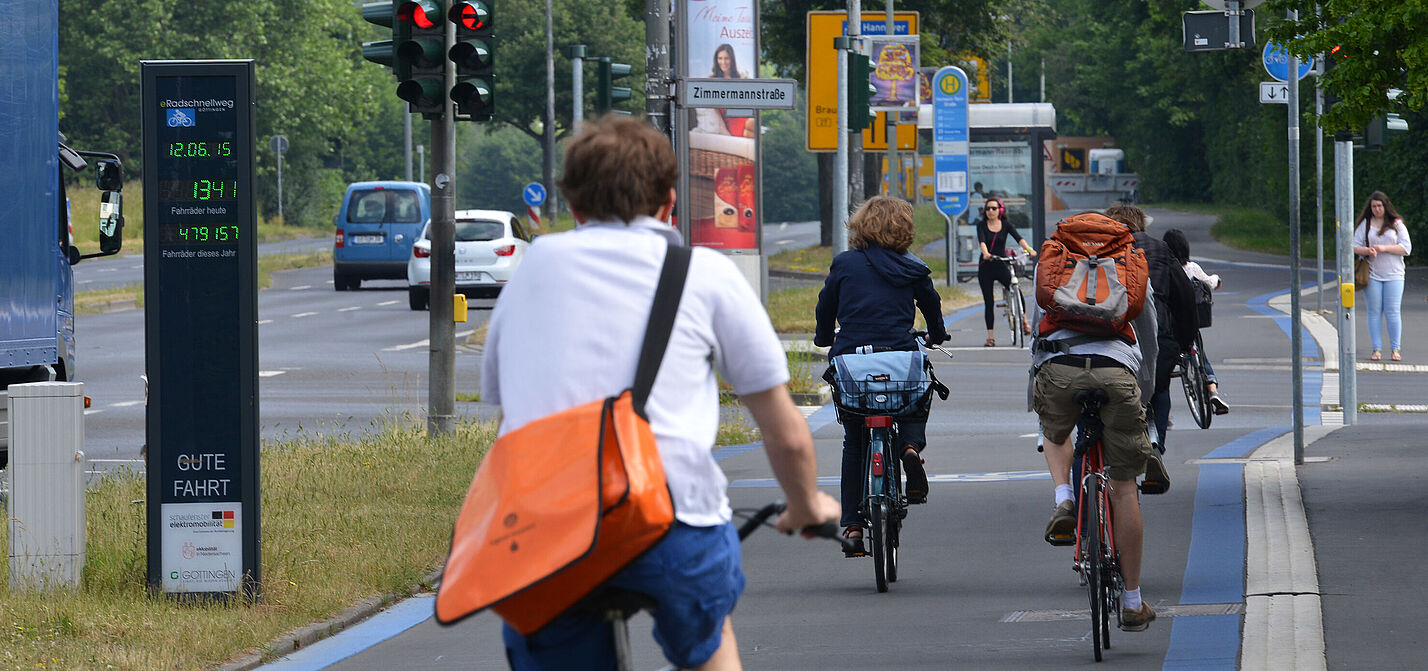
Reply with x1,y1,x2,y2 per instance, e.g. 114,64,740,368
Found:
1073,389,1109,408
572,585,657,620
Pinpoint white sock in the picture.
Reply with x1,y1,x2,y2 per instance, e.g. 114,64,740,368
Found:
1055,484,1075,506
1123,588,1142,611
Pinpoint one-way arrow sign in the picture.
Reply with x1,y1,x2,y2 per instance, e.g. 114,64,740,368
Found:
1259,81,1289,104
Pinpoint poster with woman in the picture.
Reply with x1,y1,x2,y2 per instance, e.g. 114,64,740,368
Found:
684,0,758,250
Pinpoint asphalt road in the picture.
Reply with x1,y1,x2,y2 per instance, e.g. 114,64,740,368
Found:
249,207,1426,670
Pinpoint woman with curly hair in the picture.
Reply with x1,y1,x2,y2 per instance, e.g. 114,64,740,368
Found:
814,196,948,556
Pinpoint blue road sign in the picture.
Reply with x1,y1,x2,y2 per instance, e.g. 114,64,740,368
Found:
522,182,547,208
932,66,970,219
1262,42,1314,82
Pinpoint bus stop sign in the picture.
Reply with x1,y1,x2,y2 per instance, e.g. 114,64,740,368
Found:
932,66,970,219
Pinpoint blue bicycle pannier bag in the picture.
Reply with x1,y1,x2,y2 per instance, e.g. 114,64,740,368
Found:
830,350,931,415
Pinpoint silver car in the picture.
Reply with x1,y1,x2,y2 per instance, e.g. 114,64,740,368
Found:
407,209,530,310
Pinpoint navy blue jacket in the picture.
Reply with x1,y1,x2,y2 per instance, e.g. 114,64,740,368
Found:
814,246,948,357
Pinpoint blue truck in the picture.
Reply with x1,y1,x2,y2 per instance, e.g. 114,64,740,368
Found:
0,0,126,468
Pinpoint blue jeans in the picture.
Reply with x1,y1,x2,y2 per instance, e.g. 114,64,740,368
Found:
1365,278,1405,351
502,522,744,671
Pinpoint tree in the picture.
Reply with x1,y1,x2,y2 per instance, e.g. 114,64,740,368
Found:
1268,1,1428,132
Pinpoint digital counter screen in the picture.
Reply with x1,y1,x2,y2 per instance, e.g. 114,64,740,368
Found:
167,141,232,158
158,224,241,244
157,179,240,202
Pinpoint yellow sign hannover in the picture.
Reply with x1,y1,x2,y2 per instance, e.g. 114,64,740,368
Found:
805,11,919,152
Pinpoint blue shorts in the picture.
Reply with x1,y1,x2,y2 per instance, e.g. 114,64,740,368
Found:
502,521,745,670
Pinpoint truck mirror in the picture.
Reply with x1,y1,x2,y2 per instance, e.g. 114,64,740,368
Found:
99,191,124,254
96,160,123,192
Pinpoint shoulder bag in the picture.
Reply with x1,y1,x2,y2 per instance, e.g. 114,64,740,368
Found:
434,243,690,635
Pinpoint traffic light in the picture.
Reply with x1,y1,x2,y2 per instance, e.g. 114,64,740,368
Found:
846,51,876,132
360,1,396,69
596,57,632,113
448,1,494,121
1365,89,1408,150
395,0,446,116
1322,44,1346,110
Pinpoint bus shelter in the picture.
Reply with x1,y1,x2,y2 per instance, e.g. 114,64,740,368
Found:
917,103,1057,283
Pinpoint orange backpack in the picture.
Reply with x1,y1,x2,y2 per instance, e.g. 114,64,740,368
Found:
1034,212,1148,344
434,245,688,635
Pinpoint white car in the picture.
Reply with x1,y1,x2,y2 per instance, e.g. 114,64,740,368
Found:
407,209,530,310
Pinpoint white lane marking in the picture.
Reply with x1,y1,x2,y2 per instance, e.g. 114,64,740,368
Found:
338,306,362,312
84,409,103,415
729,470,1050,488
290,285,313,291
384,330,476,352
109,401,143,408
377,300,400,306
1361,403,1428,412
258,319,274,325
1356,362,1428,373
292,312,318,318
259,370,287,377
1019,432,1038,438
98,267,118,273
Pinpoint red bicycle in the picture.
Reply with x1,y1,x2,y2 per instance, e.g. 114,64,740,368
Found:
1071,388,1125,662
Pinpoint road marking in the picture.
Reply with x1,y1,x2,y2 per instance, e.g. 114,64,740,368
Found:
292,312,318,318
109,400,143,408
384,330,476,352
83,409,103,415
1003,602,1244,623
729,470,1049,488
258,319,274,325
1356,362,1428,373
1360,403,1428,412
1019,432,1037,438
259,370,286,377
257,595,435,671
289,285,312,291
377,300,399,306
338,306,362,312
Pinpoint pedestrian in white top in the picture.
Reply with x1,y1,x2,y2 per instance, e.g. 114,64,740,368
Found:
482,115,838,671
1352,190,1413,361
1162,229,1229,415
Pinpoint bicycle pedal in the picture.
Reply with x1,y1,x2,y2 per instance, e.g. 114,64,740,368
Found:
1139,480,1169,495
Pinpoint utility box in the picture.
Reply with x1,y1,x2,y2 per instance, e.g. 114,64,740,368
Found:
6,382,86,590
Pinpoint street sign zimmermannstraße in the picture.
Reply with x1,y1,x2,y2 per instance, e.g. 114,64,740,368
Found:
680,78,797,110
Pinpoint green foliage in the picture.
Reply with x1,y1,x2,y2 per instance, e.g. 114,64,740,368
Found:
454,123,545,212
761,104,819,223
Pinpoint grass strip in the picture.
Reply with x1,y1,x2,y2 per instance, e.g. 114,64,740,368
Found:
1152,202,1339,260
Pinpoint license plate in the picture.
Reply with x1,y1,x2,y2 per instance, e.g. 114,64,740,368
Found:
351,234,383,244
455,271,486,283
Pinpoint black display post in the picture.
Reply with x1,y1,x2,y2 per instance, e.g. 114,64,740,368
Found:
141,60,259,599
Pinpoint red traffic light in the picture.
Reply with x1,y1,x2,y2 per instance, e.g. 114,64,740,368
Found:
449,1,489,31
397,0,439,29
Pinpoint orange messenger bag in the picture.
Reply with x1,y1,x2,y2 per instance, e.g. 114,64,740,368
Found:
435,243,690,635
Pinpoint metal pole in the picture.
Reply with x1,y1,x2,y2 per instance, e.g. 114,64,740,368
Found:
848,0,863,205
1316,63,1325,313
884,1,899,200
1006,39,1012,103
1288,42,1304,464
571,45,585,129
644,0,670,132
834,34,849,253
543,0,557,225
418,144,425,183
1335,137,1356,424
1039,56,1045,102
427,17,457,437
404,112,413,181
276,150,283,222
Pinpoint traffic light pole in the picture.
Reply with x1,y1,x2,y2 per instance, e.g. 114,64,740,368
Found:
1334,137,1357,425
885,0,898,201
847,0,864,206
1288,45,1304,464
428,15,457,437
834,36,849,253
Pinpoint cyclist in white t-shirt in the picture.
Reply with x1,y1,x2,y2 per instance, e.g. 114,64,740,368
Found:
482,115,839,671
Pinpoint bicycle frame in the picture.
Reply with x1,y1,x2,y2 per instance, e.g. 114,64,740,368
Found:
863,415,903,592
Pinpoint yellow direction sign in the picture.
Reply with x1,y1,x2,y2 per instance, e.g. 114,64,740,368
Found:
806,11,919,152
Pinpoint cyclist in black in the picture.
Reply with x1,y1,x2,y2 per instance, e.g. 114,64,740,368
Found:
977,197,1037,346
815,196,948,556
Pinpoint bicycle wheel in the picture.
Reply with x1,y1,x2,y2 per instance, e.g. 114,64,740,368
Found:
1001,285,1018,348
871,501,888,593
1085,475,1105,662
1181,341,1212,429
1010,284,1026,349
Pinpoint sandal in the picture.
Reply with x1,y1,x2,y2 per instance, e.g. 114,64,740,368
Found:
842,526,867,558
1371,350,1382,361
902,447,929,504
1392,350,1402,362
984,337,996,347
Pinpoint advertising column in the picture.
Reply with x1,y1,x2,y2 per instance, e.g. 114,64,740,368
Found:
681,0,759,252
141,61,260,599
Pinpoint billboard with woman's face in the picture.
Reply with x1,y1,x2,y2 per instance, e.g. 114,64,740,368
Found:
683,0,759,250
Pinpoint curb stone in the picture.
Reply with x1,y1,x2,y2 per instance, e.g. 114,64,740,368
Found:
216,569,443,671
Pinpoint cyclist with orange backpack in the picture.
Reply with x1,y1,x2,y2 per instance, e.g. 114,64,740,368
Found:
1029,209,1160,631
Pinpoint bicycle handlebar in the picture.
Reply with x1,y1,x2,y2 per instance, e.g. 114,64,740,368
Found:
734,502,845,548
